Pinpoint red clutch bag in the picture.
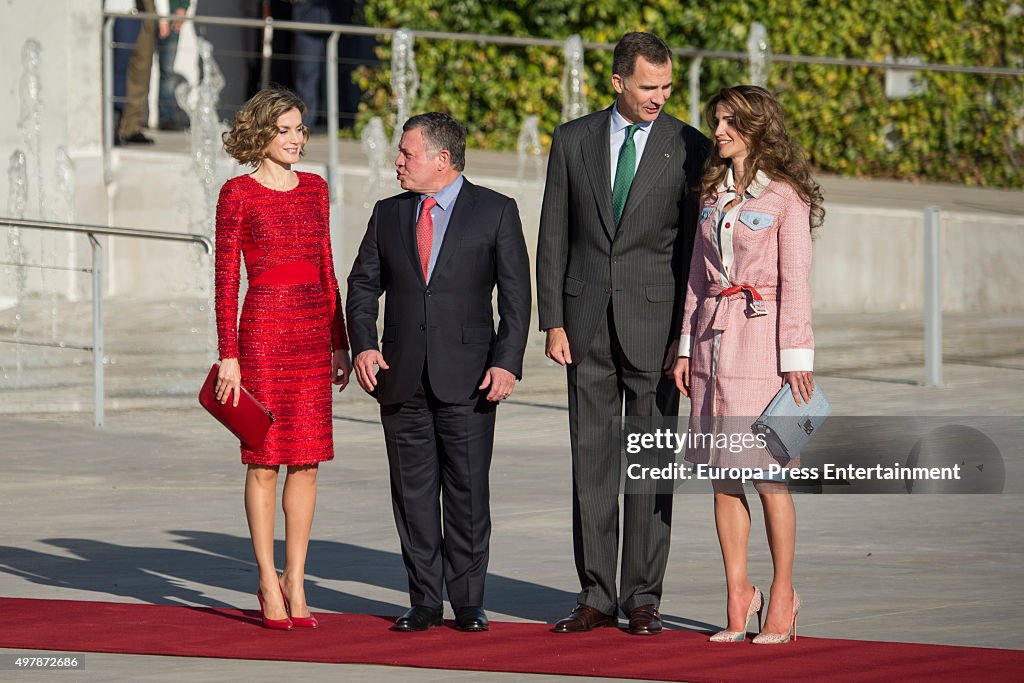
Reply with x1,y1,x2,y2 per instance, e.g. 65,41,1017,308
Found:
198,363,274,450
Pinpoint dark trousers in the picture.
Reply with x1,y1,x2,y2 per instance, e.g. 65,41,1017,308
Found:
113,18,141,112
566,306,678,616
380,369,496,609
157,29,185,126
118,0,156,138
292,2,334,127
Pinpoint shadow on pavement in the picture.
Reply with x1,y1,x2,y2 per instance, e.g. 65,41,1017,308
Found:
0,531,713,630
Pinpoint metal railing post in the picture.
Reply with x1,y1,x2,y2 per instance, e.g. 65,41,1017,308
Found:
923,205,942,387
326,31,340,203
260,17,274,90
102,17,115,185
1,218,212,426
89,234,105,427
689,56,703,128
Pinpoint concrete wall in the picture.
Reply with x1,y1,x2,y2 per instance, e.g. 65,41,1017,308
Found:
810,205,1024,313
101,148,1024,313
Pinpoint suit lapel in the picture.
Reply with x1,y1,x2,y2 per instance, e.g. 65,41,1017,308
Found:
395,192,424,284
618,112,676,227
581,109,615,241
429,177,475,280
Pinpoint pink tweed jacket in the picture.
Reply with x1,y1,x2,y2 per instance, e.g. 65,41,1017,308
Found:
679,174,814,465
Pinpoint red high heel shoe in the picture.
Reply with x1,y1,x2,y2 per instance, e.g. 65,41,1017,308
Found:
279,579,319,628
257,589,293,630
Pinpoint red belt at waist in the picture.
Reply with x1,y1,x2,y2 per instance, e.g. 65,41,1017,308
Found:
249,260,320,286
706,283,778,331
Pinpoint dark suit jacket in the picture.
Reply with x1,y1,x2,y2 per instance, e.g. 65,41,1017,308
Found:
346,178,532,405
536,108,710,371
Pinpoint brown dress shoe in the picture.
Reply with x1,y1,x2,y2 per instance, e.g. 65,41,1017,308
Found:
628,604,662,635
552,604,616,633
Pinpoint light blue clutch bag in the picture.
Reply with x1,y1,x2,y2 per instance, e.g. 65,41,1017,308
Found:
752,381,831,460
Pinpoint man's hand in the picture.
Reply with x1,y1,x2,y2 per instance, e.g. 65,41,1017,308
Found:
478,367,516,402
353,349,389,394
783,370,814,405
216,358,242,407
332,349,352,392
172,7,186,32
671,357,690,397
545,327,573,366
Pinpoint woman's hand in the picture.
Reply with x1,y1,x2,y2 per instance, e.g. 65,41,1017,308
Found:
672,356,691,397
783,370,814,405
216,358,242,407
332,349,352,392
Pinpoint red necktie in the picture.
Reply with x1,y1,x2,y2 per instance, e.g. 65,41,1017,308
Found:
416,196,438,281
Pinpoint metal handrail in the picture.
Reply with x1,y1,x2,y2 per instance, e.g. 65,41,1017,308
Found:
0,218,212,252
103,11,1024,78
1,217,213,427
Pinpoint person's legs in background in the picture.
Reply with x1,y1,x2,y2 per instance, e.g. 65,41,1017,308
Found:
112,15,142,141
157,27,187,130
117,0,157,144
291,1,331,129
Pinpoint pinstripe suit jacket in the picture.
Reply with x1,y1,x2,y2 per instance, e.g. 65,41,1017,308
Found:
536,108,710,371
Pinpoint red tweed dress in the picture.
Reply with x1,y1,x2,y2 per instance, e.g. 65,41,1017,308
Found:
214,171,348,465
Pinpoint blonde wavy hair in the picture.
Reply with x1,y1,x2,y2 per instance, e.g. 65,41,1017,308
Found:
222,87,309,167
701,85,824,232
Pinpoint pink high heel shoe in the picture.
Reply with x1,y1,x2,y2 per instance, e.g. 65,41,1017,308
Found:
256,589,293,630
709,586,763,642
752,589,800,644
279,578,319,628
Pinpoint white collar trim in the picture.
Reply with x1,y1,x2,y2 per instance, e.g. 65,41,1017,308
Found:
718,167,772,198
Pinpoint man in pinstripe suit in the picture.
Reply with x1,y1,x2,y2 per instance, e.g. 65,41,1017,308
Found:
536,32,710,635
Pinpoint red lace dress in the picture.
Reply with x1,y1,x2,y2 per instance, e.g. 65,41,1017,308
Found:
215,172,348,465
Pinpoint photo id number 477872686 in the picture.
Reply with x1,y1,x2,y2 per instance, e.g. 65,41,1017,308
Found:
0,655,84,669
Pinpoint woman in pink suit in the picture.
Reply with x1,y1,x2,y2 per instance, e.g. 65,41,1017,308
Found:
672,85,824,645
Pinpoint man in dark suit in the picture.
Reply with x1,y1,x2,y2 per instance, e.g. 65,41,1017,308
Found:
347,112,531,633
536,32,710,635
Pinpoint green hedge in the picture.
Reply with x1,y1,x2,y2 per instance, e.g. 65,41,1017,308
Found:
355,1,1024,187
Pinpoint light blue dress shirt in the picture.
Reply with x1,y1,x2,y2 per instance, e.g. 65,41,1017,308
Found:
415,173,465,281
609,102,654,187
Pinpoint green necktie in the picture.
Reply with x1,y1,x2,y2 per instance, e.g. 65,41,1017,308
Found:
611,123,640,226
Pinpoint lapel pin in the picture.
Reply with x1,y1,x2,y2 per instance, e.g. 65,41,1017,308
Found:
663,153,671,158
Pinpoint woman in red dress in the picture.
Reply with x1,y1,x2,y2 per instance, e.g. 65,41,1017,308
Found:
214,88,351,630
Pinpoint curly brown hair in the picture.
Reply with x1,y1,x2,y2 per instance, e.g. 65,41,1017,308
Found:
700,85,824,231
222,87,309,167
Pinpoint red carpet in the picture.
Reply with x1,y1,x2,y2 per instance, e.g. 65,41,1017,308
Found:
0,598,1021,682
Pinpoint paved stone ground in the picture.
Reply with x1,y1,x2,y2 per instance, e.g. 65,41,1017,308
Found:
2,331,1023,681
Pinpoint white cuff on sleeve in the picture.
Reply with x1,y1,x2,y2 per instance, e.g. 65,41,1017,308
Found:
780,348,814,372
678,334,692,357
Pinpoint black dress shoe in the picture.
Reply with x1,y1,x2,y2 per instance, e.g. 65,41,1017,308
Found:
391,606,443,632
453,607,488,632
120,131,155,145
552,604,616,633
627,604,662,635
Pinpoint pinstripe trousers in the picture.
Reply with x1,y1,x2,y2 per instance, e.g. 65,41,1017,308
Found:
567,305,678,616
